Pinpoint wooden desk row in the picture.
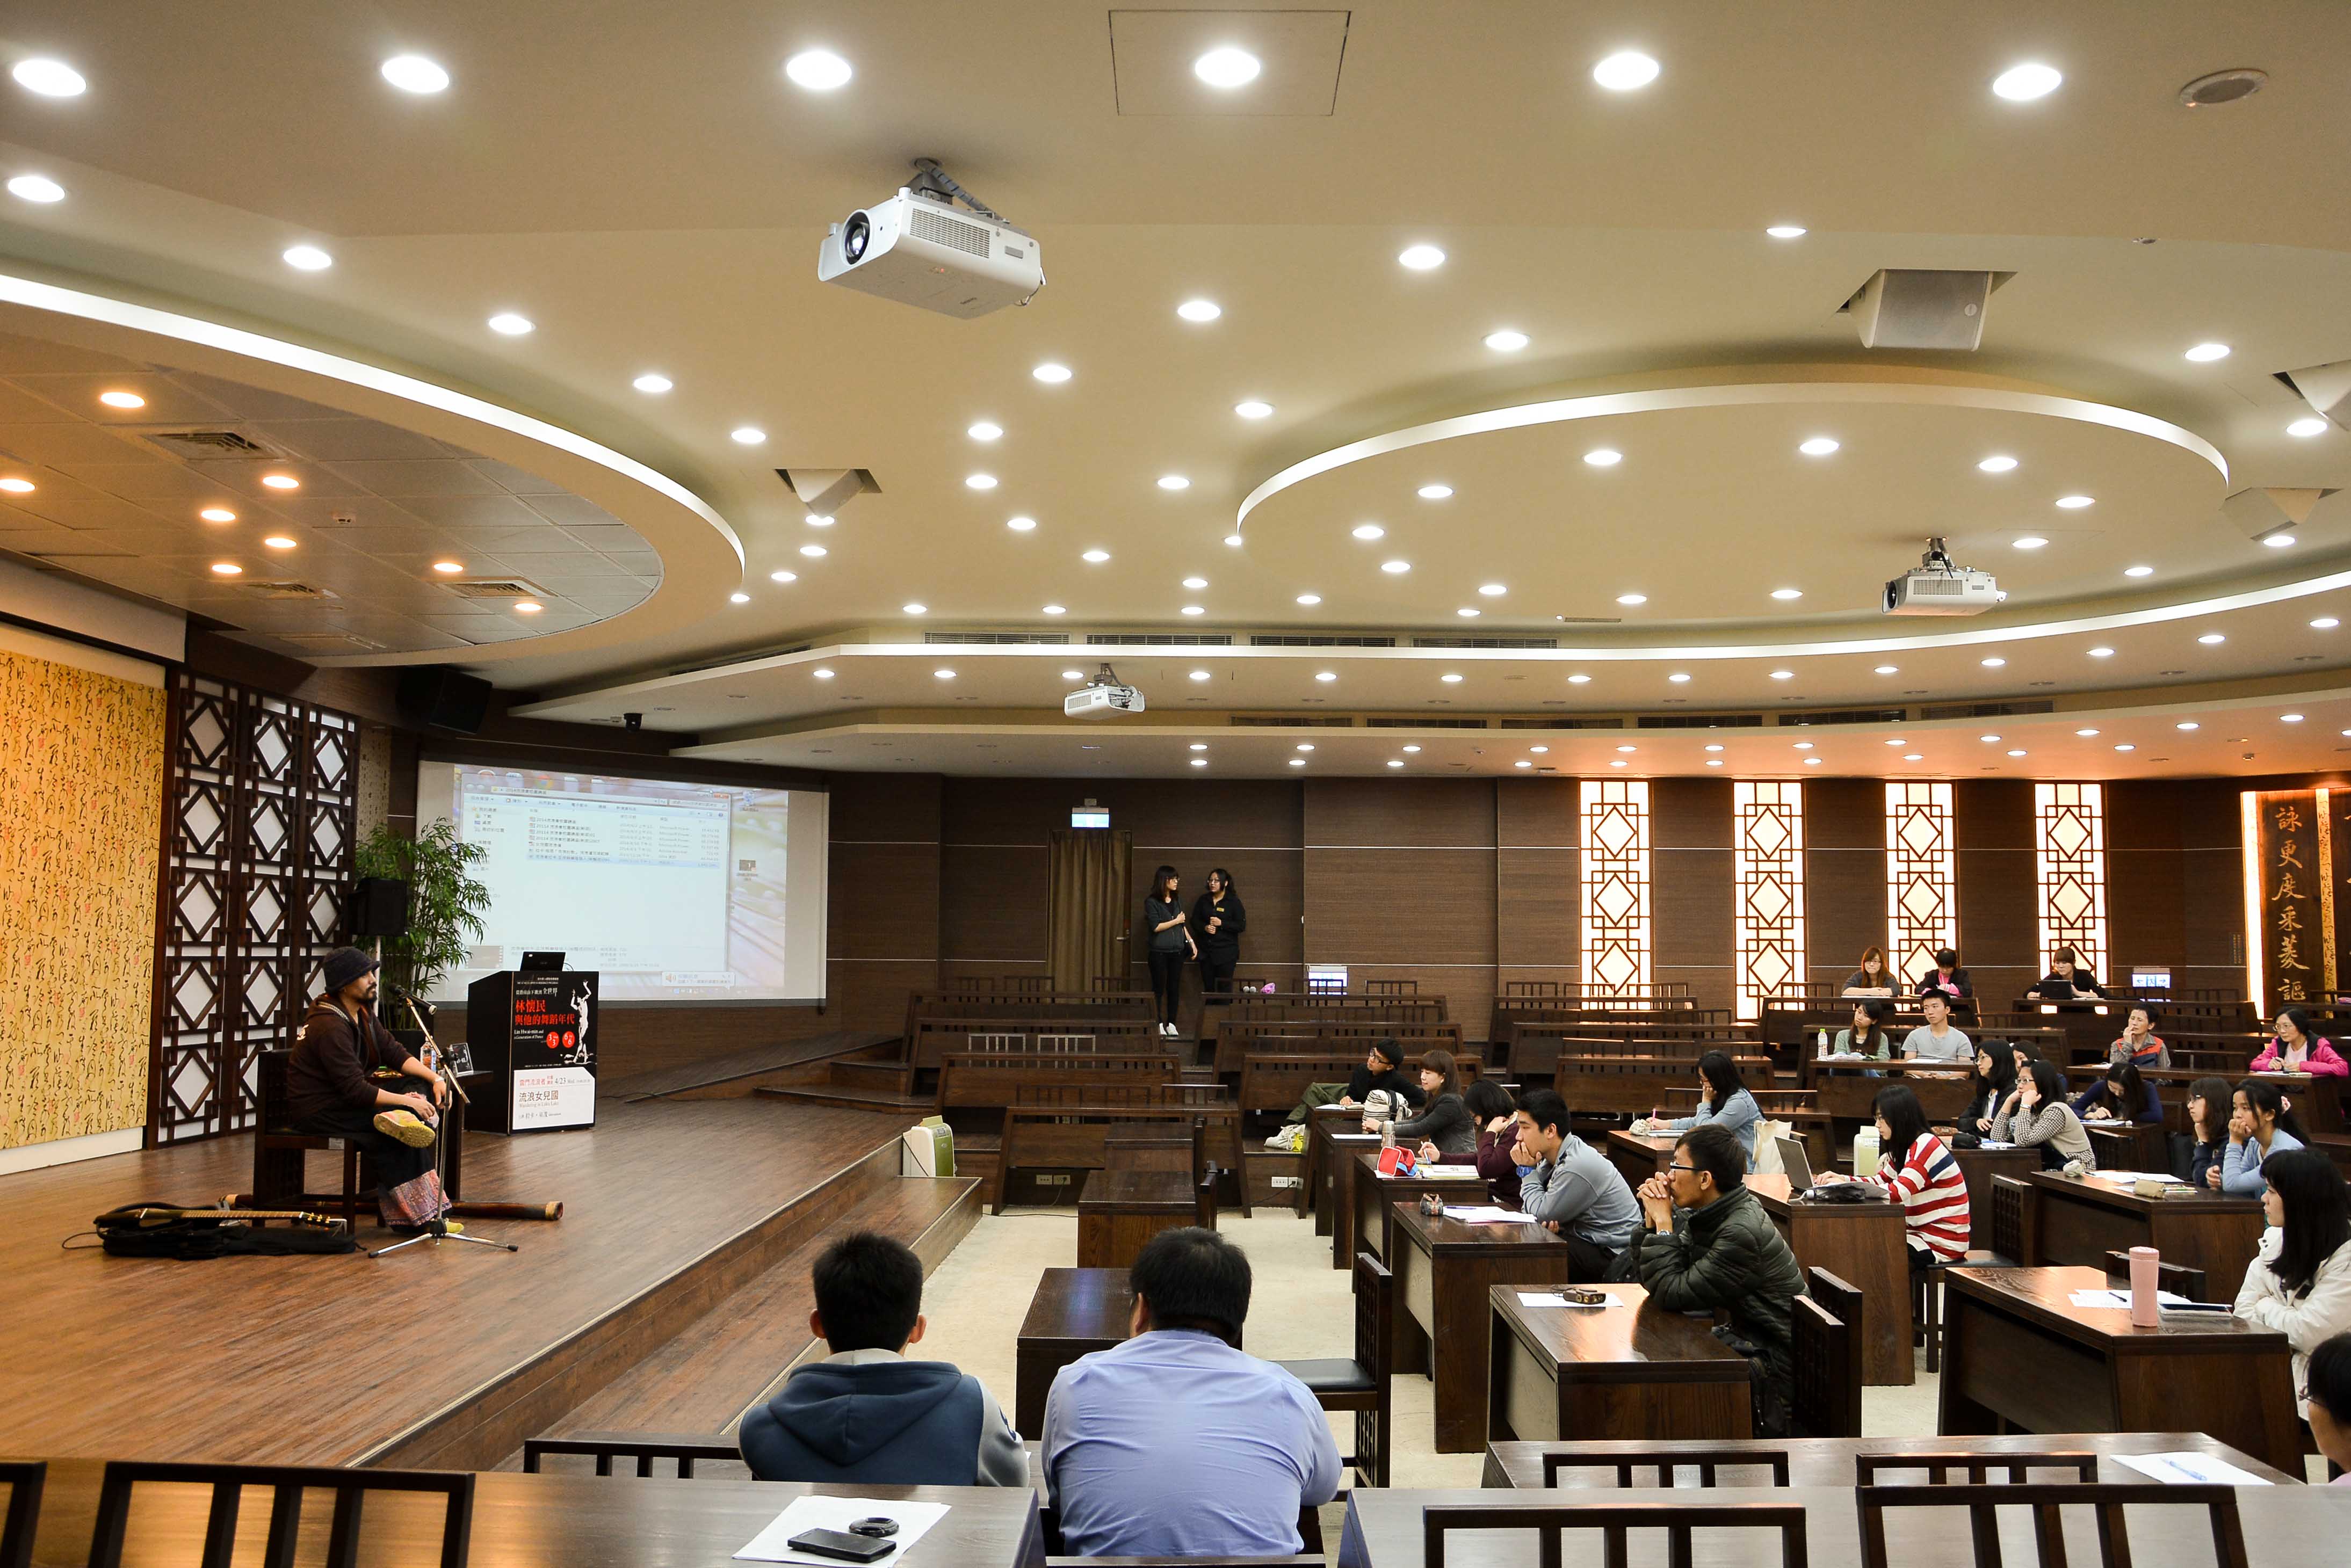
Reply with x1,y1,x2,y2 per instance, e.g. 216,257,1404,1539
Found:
1479,1430,2303,1489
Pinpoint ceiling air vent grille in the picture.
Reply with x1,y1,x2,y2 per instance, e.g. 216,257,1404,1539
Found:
443,577,548,600
927,631,1067,643
146,429,285,458
238,580,337,601
1634,713,1766,729
1366,716,1490,729
1412,636,1558,649
274,631,384,651
1504,716,1626,730
1777,708,1909,727
1249,634,1396,647
1229,714,1357,728
1086,632,1233,646
1917,700,2056,720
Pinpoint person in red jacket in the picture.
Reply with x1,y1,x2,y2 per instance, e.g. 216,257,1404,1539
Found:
2252,1007,2351,1078
1416,1078,1523,1208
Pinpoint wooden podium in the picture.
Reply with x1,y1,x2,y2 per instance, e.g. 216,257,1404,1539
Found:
465,968,599,1134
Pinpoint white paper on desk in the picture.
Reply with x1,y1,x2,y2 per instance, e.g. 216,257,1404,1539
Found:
1442,1204,1530,1223
1518,1291,1624,1309
2113,1451,2273,1487
2066,1288,2194,1310
735,1497,950,1565
1975,1140,2016,1149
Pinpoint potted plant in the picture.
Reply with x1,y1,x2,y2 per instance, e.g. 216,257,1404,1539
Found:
355,819,490,1005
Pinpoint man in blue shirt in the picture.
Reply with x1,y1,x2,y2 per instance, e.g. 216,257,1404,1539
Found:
1043,1226,1341,1557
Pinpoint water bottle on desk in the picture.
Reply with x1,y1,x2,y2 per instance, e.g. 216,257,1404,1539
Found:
1853,1124,1880,1181
1817,1028,1831,1059
1379,1119,1394,1151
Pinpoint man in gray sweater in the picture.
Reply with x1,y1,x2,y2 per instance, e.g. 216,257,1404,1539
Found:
1510,1087,1643,1281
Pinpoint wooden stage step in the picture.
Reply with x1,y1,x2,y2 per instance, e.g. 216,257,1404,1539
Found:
758,1083,935,1114
603,1030,900,1101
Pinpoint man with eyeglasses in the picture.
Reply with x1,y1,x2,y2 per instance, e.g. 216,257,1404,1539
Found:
1634,1122,1807,1434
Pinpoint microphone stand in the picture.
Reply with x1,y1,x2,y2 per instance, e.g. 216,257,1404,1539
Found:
371,989,517,1259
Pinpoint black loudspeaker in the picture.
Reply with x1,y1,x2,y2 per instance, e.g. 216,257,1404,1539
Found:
396,666,494,734
349,876,411,938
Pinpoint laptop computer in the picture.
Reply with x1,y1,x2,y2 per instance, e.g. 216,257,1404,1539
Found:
518,950,566,973
1776,1135,1817,1194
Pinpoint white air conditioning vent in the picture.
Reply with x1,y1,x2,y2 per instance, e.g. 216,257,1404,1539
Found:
239,579,337,600
143,429,287,459
443,577,547,600
274,631,385,652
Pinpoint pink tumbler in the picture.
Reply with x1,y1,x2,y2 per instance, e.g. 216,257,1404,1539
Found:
2128,1245,2160,1326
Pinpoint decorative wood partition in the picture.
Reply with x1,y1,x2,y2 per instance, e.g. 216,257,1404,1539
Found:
148,672,358,1144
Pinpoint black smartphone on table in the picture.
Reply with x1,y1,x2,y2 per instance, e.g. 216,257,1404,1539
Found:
786,1529,898,1563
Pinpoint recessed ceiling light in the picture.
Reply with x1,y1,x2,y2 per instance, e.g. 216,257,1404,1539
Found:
1769,670,1795,680
784,49,853,90
1189,670,1211,682
1398,244,1446,271
1007,516,1036,532
769,570,797,584
2198,633,2225,644
1157,475,1189,491
1381,560,1411,574
1593,50,1661,90
1770,587,1804,600
1616,592,1646,605
1991,62,2062,101
1195,758,1212,768
190,506,234,523
1041,604,1065,616
2176,721,2200,731
1977,455,2018,473
1981,735,2002,743
1189,743,1208,752
2282,713,2305,723
1294,743,1317,754
966,473,998,490
1793,742,1814,751
2265,533,2297,548
1352,523,1385,540
2055,495,2095,510
2313,618,2340,629
1297,593,1322,606
6,175,64,204
1289,758,1307,767
381,55,450,94
1403,744,1423,753
2115,743,2136,752
1874,665,1898,675
1568,674,1591,684
2005,749,2027,758
261,474,299,490
1614,745,1638,754
1181,576,1208,590
1062,670,1084,681
2289,417,2329,438
2088,646,2114,658
727,426,765,446
261,535,295,549
209,562,241,576
282,245,333,271
98,390,144,409
800,544,827,557
1457,607,1480,618
1884,738,1906,746
1583,448,1622,467
1793,437,1842,460
2074,728,2101,738
1668,672,1691,683
1193,46,1261,88
967,422,1002,441
1176,299,1221,322
1234,400,1273,419
1387,759,1405,768
1478,329,1535,357
2013,536,2048,550
1441,673,1464,684
1315,671,1337,682
1981,656,2006,667
1515,760,1533,769
487,313,534,336
1417,484,1453,500
1766,224,1807,239
1181,605,1205,616
2183,342,2231,362
1706,758,1724,768
1702,744,1726,754
633,373,672,394
729,592,750,604
1612,759,1631,768
2124,565,2154,578
1032,363,1074,386
1528,745,1550,755
1904,753,1923,761
11,59,86,98
901,601,926,615
805,513,834,527
1083,549,1110,563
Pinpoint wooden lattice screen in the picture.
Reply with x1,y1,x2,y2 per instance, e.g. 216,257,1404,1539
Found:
148,671,359,1144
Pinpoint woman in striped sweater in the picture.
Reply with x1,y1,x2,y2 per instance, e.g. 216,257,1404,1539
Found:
1870,1084,1971,1271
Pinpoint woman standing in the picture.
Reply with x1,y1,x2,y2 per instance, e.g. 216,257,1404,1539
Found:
1191,868,1247,1006
2252,1008,2350,1078
1870,1085,1971,1268
2232,1151,2351,1426
2218,1078,2309,1196
1992,1059,2096,1171
1842,947,1895,997
2108,1006,2169,1070
1141,865,1196,1039
1651,1049,1763,1163
1385,1050,1475,1154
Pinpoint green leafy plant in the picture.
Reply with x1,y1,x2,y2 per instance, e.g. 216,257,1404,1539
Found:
355,819,490,998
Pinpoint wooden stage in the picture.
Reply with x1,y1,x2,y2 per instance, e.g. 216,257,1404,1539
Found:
0,1098,977,1471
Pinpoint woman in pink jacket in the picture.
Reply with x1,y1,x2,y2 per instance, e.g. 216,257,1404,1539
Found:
2252,1007,2350,1078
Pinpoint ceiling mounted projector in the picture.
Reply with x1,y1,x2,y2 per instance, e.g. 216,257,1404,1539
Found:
818,159,1043,319
1065,663,1145,719
1884,536,1999,615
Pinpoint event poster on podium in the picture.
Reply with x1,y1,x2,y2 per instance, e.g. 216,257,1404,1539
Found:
506,970,598,1131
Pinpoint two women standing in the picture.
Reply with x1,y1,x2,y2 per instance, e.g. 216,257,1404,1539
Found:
1141,865,1248,1038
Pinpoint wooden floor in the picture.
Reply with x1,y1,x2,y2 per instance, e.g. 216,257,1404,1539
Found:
0,1098,963,1468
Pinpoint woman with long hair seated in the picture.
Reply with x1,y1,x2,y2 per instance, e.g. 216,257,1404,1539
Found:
2071,1059,2161,1124
1841,946,1894,998
1650,1049,1763,1163
1868,1084,1970,1272
1959,1043,2018,1138
2184,1076,2237,1191
1382,1049,1474,1154
2232,1151,2351,1436
2219,1078,2309,1197
1417,1077,1524,1207
1992,1058,2096,1171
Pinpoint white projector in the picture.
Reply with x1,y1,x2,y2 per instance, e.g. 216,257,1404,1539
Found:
818,190,1044,318
1065,684,1145,720
1884,566,2001,616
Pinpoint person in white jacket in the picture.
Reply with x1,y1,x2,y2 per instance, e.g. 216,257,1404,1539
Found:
2232,1150,2351,1421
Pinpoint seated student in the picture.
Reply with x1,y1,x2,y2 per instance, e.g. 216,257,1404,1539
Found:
2072,1059,2161,1124
1901,991,1973,1064
1511,1087,1643,1280
1992,1058,2097,1171
1916,948,1973,1001
1273,1037,1427,1142
1959,1043,2019,1139
1841,946,1896,998
2232,1151,2351,1429
1633,1123,1809,1433
1830,999,1896,1060
739,1232,1025,1486
2109,1005,2171,1070
1042,1227,1340,1559
2030,945,2105,1001
1650,1049,1763,1163
1418,1077,1523,1207
1381,1048,1474,1153
2305,1333,2351,1485
2185,1076,2236,1190
2219,1078,2309,1197
2252,1007,2350,1078
1868,1085,1970,1270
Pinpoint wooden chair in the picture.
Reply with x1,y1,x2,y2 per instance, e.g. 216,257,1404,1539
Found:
1040,1508,1322,1559
86,1460,473,1568
1912,1173,2036,1371
1364,979,1419,996
1793,1268,1862,1438
1856,1451,2099,1484
0,1462,44,1568
1856,1483,2247,1568
522,1431,741,1477
1421,1500,1810,1568
1271,1252,1392,1487
1196,1166,1220,1229
250,1048,366,1230
1540,1446,1791,1488
2101,1250,2207,1302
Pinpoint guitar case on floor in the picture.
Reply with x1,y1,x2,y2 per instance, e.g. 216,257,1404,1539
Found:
73,1203,358,1258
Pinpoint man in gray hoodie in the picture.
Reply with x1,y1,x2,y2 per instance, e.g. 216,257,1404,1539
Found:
739,1231,1025,1485
1511,1087,1643,1281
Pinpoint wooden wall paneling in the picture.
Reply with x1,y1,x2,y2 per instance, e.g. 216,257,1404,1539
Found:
2178,779,2248,996
1123,845,1305,989
1304,779,1497,1037
826,773,941,1034
1805,778,1885,985
1651,778,1735,1014
1952,780,2037,1005
2106,781,2187,981
1305,776,1496,847
1497,779,1578,991
938,845,1050,967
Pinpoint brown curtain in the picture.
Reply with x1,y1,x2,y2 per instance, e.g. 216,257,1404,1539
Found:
1046,827,1132,992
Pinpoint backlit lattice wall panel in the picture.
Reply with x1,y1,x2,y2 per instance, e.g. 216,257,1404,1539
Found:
1733,781,1807,1021
1580,779,1652,999
2035,782,2109,981
1885,781,1957,992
